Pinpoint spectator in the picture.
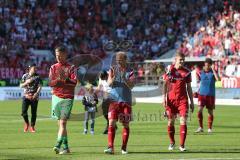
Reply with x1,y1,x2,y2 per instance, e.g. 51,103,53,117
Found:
82,83,98,135
1,0,240,80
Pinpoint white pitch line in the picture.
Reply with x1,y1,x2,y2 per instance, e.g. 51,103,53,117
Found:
0,117,52,123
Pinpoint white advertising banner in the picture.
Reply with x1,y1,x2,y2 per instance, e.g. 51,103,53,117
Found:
0,87,239,106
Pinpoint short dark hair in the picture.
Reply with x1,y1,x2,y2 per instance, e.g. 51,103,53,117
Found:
99,70,108,80
55,45,67,53
205,58,213,65
28,63,36,68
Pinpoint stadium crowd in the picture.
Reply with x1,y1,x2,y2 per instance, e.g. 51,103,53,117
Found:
177,1,240,77
0,0,239,81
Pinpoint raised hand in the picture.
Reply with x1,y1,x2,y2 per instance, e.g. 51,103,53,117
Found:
211,64,215,70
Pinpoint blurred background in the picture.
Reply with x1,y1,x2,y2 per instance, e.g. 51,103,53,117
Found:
0,0,240,101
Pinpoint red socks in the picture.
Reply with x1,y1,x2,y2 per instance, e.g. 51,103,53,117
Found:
198,112,203,128
180,125,187,147
108,125,130,150
168,125,175,144
122,127,130,150
108,125,115,149
198,111,214,129
208,115,214,129
168,125,187,147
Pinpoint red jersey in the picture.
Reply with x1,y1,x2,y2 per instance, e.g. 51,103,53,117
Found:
49,62,77,99
163,65,191,101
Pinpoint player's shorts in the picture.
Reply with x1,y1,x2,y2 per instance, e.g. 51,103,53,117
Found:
198,95,215,109
166,99,188,119
51,95,73,120
108,101,132,124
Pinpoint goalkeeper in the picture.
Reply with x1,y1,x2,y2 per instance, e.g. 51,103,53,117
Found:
49,45,77,155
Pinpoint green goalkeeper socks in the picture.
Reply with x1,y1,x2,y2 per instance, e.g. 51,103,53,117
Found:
55,136,68,149
55,136,63,148
62,136,69,149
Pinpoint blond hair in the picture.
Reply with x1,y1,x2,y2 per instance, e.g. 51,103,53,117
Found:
116,51,127,60
175,51,185,58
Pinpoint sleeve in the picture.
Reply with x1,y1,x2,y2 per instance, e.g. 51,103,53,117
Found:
20,74,27,83
186,71,192,83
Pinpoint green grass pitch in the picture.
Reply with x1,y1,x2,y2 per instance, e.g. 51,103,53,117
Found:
0,100,240,160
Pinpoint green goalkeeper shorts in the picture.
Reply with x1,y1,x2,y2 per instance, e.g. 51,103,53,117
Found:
51,95,74,120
